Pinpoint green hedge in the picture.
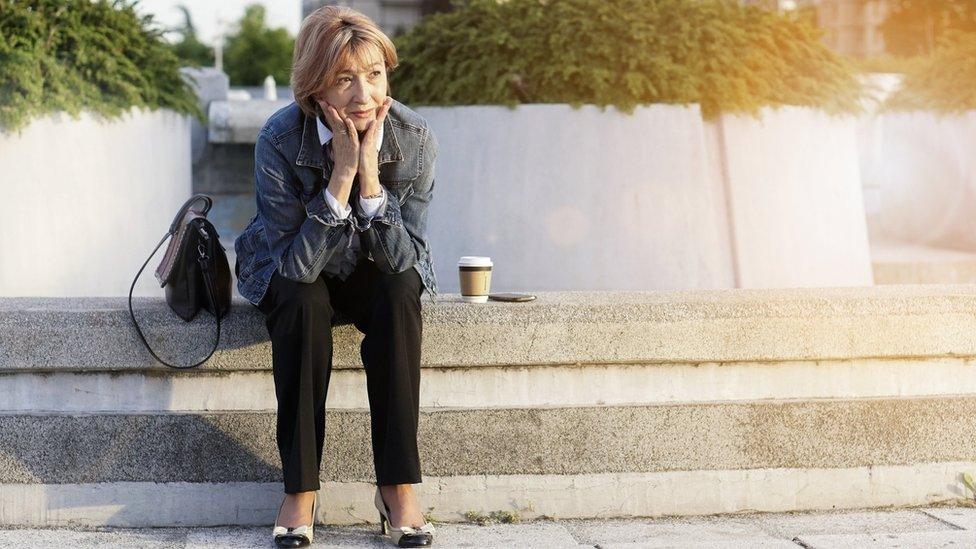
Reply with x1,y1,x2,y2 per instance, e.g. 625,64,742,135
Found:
0,0,201,132
849,54,922,75
390,0,862,118
885,31,976,113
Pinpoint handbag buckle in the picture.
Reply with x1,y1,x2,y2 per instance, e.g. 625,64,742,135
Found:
196,225,210,241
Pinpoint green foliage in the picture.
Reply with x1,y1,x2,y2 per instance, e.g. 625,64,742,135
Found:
169,4,214,67
964,471,976,501
462,509,521,525
885,30,976,113
390,0,862,118
0,0,202,132
222,4,294,86
880,0,976,57
849,54,922,74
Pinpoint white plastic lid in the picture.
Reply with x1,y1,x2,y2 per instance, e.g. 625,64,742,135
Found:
457,256,492,267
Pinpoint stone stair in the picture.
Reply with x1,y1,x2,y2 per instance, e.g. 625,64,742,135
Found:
4,286,976,527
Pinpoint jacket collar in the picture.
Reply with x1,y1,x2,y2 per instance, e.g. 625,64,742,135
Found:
296,107,402,170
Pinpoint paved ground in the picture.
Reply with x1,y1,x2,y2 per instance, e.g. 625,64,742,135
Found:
2,505,976,548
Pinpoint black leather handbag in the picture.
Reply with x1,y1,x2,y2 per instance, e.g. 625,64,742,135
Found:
128,194,232,369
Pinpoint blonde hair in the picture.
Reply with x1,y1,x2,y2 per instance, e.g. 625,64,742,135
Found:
291,6,398,118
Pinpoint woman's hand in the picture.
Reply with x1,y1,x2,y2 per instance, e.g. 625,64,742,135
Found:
357,97,393,196
316,99,360,183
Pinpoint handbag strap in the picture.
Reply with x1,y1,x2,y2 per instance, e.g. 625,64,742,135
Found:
127,223,223,370
168,194,213,235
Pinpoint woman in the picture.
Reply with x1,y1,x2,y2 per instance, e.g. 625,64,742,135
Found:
233,6,439,548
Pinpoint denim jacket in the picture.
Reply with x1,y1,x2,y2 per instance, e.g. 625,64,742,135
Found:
234,99,439,313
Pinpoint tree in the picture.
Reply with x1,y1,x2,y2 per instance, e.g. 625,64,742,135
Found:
222,4,294,86
169,5,214,67
880,0,976,56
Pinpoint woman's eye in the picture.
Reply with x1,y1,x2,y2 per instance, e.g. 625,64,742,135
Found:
336,72,380,84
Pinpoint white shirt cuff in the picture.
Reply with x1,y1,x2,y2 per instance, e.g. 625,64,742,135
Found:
324,189,352,220
358,188,386,219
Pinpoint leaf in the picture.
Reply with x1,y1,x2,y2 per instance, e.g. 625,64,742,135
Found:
964,472,976,495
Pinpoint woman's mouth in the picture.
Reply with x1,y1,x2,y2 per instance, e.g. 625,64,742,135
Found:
350,110,373,119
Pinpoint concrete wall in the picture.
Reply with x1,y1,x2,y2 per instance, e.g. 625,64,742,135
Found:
419,104,871,292
707,108,874,288
863,111,976,250
203,100,873,292
0,108,191,297
417,104,737,293
180,67,228,166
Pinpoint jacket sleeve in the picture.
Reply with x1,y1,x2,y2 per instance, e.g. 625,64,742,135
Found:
353,127,437,274
254,129,353,283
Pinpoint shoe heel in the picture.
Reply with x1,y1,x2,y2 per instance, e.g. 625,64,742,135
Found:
379,512,389,535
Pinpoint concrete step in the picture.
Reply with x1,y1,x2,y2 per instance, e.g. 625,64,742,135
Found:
1,399,976,526
9,286,976,372
6,288,976,526
4,398,976,484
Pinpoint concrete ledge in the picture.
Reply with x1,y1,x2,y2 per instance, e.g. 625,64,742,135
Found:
7,286,976,372
3,396,976,484
6,357,976,412
207,100,291,144
1,462,971,527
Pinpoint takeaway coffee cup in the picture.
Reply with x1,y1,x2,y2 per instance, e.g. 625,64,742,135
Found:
458,256,492,303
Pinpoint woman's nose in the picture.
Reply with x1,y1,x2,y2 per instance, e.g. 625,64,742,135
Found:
352,80,372,104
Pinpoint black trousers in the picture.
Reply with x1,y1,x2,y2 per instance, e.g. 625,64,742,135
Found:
257,256,424,493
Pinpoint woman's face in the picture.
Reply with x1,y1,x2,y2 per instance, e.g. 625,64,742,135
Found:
318,47,388,134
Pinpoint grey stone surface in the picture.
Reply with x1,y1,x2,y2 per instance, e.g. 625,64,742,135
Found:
921,507,976,530
563,515,777,545
208,100,291,144
7,286,976,373
3,396,976,483
419,522,578,548
0,527,185,548
565,510,970,548
599,541,799,548
796,531,976,548
754,508,956,537
180,67,229,166
4,507,976,548
181,68,229,106
184,527,271,548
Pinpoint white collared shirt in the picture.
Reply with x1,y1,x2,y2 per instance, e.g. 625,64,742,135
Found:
316,115,386,219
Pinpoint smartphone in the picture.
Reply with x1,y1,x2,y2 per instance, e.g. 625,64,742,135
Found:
488,293,536,302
